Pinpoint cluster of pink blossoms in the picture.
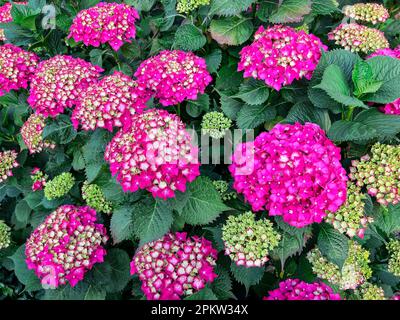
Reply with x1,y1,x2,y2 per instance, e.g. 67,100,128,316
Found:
0,3,12,41
0,150,19,183
264,279,341,300
238,25,326,91
68,2,139,51
134,50,212,106
25,205,108,288
28,55,103,117
104,109,200,199
229,122,348,228
368,46,400,115
30,167,47,191
0,44,39,96
130,232,218,300
71,72,150,131
21,114,55,154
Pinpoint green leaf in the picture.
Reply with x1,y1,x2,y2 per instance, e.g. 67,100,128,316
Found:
209,0,256,16
14,200,31,225
185,286,218,300
365,56,400,103
352,61,382,97
210,17,253,46
133,197,173,244
187,94,210,118
230,262,265,293
43,282,91,300
318,224,349,269
205,49,222,74
285,102,331,132
174,24,206,51
371,205,400,237
314,64,366,108
269,0,312,24
355,108,400,139
311,0,339,15
236,104,277,129
42,115,77,145
126,0,155,11
327,120,377,143
233,79,269,105
220,95,244,121
110,206,135,244
9,245,42,292
272,232,305,271
211,266,235,299
216,64,243,91
180,177,230,226
89,49,103,68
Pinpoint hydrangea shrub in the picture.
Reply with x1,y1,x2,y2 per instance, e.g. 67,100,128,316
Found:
0,0,400,301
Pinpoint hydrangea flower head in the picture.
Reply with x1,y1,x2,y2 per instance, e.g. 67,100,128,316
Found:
0,44,39,96
387,239,400,276
343,3,389,25
238,25,326,91
325,182,373,238
104,109,200,199
356,283,386,300
82,181,112,214
264,279,341,300
0,220,11,249
0,150,19,183
201,111,232,139
25,205,108,288
72,71,149,131
177,0,210,14
21,114,55,154
130,232,217,300
222,212,281,267
328,23,389,54
0,3,12,41
134,50,212,106
229,122,348,228
349,143,400,206
44,172,75,200
68,2,140,51
28,55,103,117
30,167,48,191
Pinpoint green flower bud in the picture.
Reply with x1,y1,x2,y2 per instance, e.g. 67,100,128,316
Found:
222,212,281,267
44,172,75,200
356,283,386,300
387,239,400,277
176,0,210,14
201,111,232,139
212,180,237,201
0,220,11,250
82,181,112,214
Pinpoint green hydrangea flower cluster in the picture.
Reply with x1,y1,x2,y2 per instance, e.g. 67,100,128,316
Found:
82,181,112,214
349,143,400,206
343,3,389,25
356,283,386,300
0,220,11,250
325,182,372,238
176,0,210,14
212,180,237,201
0,150,19,183
222,212,281,267
387,239,400,276
201,111,232,139
44,172,75,200
307,241,372,290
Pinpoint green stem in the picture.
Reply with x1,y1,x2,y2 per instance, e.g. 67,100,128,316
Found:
344,106,355,121
176,103,181,117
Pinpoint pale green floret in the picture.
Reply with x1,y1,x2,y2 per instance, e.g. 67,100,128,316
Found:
222,212,281,267
387,239,400,277
212,180,237,201
0,220,11,250
201,111,232,139
356,283,386,300
176,0,210,14
44,172,75,200
307,241,372,290
82,181,113,214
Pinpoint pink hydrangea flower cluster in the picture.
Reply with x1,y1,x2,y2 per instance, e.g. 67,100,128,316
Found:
264,279,341,300
0,44,39,96
237,25,327,91
28,55,103,117
134,50,212,106
229,122,348,228
104,109,200,199
30,167,47,191
0,150,19,183
21,114,55,154
68,2,139,51
130,232,218,300
0,3,12,41
71,71,150,131
328,23,389,54
367,46,400,115
25,205,108,288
